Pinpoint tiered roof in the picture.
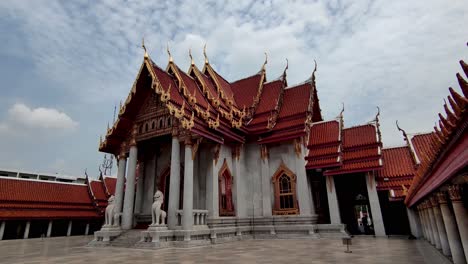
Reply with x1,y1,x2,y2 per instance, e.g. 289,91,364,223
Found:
305,110,382,175
0,175,116,220
99,47,322,154
405,60,468,207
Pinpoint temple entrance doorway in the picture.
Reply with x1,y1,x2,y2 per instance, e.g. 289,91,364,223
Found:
334,173,375,235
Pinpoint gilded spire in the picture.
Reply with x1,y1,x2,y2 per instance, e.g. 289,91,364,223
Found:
189,48,194,65
167,43,173,62
337,102,344,119
142,37,148,59
203,44,209,64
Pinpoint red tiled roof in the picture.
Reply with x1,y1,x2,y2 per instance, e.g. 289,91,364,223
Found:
308,121,340,146
377,178,413,189
0,177,100,220
306,120,341,169
104,177,117,195
377,147,416,178
231,74,263,108
90,180,107,201
323,124,382,175
411,133,437,162
278,84,310,119
342,124,378,148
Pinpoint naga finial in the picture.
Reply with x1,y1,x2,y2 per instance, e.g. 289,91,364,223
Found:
261,52,268,71
203,44,209,64
338,102,344,118
167,43,173,62
142,37,148,58
189,48,194,65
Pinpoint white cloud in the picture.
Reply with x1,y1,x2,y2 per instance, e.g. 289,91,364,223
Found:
6,103,78,130
0,0,467,175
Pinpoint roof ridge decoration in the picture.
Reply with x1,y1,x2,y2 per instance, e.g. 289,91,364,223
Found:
267,67,287,130
396,120,421,165
167,43,173,62
337,103,344,142
243,53,268,121
305,60,318,126
405,58,468,206
142,37,148,59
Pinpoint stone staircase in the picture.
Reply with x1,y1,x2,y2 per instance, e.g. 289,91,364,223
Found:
109,230,142,248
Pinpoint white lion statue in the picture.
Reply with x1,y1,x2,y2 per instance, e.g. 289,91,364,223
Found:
104,195,116,226
151,190,167,226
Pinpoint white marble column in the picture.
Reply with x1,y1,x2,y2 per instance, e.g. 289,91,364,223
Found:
168,137,181,229
46,220,53,238
232,145,246,218
122,142,138,230
134,161,145,214
407,207,422,238
449,185,468,263
438,191,467,264
365,172,386,236
182,140,194,234
295,146,313,216
115,145,128,215
84,223,90,236
260,147,272,217
431,196,451,256
23,221,30,239
0,221,5,240
67,220,72,236
419,205,429,240
427,199,442,249
205,146,219,218
325,175,341,224
424,202,435,244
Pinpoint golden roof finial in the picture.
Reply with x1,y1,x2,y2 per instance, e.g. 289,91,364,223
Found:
167,42,173,62
203,44,209,64
338,102,344,118
261,52,268,71
189,48,194,65
142,37,148,59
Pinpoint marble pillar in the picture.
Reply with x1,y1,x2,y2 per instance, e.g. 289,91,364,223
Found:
122,143,138,230
427,199,442,249
407,207,422,238
67,220,72,237
424,202,435,244
85,223,90,236
182,141,194,234
365,172,386,236
134,161,145,214
295,146,313,216
115,146,128,215
232,145,246,218
0,221,5,240
260,148,272,217
205,145,219,218
431,196,451,256
46,220,53,238
417,205,427,240
23,221,30,239
325,175,341,224
168,137,181,229
449,185,468,263
438,191,467,264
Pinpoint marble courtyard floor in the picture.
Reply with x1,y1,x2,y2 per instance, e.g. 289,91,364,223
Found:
0,235,451,264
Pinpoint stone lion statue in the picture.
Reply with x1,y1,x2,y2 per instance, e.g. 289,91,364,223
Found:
151,190,167,225
104,195,116,226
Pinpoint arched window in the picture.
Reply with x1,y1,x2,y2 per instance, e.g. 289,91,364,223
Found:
218,159,235,216
152,121,155,129
159,118,163,129
145,122,149,132
272,162,299,215
167,117,171,127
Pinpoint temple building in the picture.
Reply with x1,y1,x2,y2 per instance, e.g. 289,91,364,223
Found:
0,170,116,240
94,43,449,246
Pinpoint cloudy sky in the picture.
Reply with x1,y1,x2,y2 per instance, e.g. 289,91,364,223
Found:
0,0,467,177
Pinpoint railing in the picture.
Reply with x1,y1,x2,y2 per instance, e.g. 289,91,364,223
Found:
176,209,209,226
